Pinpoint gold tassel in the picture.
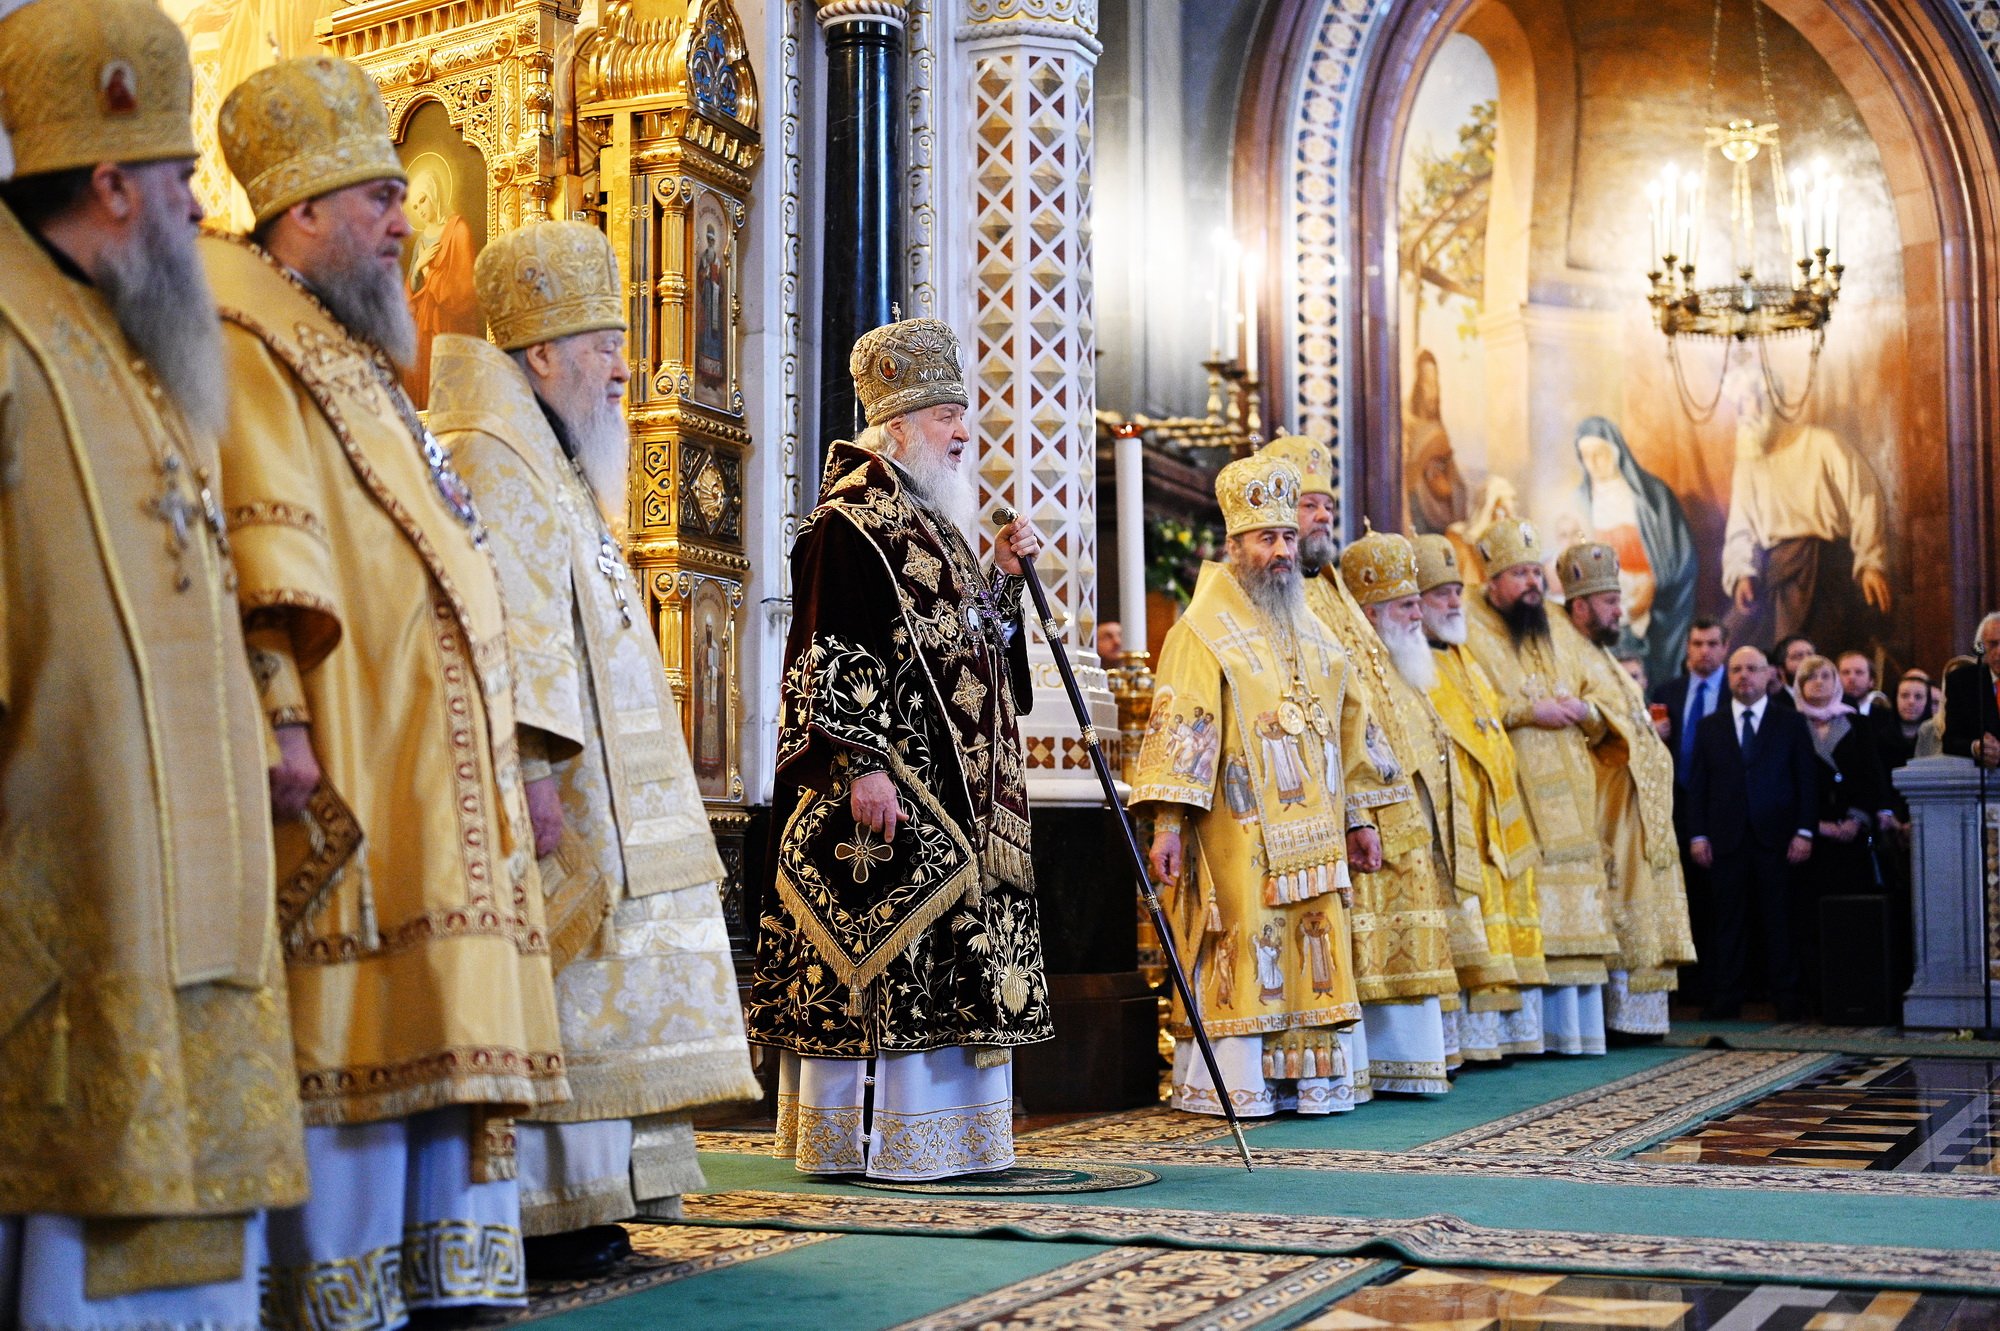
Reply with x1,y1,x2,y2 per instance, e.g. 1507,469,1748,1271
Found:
45,987,68,1109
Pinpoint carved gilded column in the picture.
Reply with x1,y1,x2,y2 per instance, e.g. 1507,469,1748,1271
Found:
959,0,1109,804
574,0,761,937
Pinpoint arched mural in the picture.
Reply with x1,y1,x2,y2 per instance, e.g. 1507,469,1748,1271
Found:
1254,0,2000,679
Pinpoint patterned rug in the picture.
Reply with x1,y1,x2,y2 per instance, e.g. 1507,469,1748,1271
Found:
506,1224,838,1323
880,1249,1388,1330
677,1190,2000,1294
850,1161,1160,1194
1666,1022,2000,1059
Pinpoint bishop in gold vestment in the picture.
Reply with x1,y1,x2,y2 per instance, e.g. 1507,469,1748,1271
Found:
209,57,566,1330
435,222,758,1253
1414,536,1546,1060
0,4,304,1319
1556,542,1696,1035
1463,518,1616,1055
1135,453,1384,1117
1266,437,1457,1096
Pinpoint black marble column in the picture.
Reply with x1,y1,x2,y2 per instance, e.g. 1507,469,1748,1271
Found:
815,15,904,485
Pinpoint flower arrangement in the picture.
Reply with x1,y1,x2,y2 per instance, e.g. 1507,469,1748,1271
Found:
1145,515,1224,607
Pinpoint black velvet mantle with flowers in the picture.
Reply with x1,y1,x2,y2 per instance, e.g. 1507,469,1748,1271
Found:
744,439,1051,1057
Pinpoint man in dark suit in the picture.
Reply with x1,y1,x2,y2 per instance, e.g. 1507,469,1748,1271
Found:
1653,618,1729,1003
1942,611,2000,765
1689,646,1819,1018
1654,618,1730,787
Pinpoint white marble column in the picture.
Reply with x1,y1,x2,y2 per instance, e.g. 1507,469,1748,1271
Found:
958,0,1114,803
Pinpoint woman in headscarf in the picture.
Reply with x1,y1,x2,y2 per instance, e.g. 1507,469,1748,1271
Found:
1573,416,1698,687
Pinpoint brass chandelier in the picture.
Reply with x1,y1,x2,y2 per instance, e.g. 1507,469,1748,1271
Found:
1645,0,1842,420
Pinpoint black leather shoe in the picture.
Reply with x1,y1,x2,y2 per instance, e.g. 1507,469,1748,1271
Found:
524,1225,633,1282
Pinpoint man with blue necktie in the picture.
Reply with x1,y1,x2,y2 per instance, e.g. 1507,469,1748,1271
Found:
1687,646,1819,1019
1652,619,1728,1003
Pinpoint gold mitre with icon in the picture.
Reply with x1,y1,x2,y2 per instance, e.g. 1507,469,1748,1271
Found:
1259,435,1333,498
218,56,405,226
0,0,197,178
1474,516,1543,578
1216,454,1301,537
1413,534,1462,593
1340,529,1420,607
476,220,627,352
850,318,969,427
1555,540,1622,599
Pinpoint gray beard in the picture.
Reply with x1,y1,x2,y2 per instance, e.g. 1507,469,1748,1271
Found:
95,188,227,436
1235,561,1306,626
556,392,630,528
1300,531,1337,574
1422,604,1467,646
301,243,418,369
895,449,977,540
1376,614,1439,692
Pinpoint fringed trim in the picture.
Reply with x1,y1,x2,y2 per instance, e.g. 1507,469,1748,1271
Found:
982,832,1035,897
1262,1033,1347,1082
520,1178,635,1237
1542,956,1612,986
296,1071,564,1128
1467,984,1525,1013
1261,859,1344,907
623,835,728,899
527,1047,761,1123
630,1114,706,1201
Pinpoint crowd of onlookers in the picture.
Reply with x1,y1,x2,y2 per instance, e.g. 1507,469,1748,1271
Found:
1639,615,2000,1020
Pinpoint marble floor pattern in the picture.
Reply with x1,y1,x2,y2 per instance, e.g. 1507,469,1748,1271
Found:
1635,1057,2000,1173
1294,1267,2000,1331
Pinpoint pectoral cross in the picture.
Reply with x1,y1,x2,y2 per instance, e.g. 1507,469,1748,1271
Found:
149,454,198,592
596,535,634,627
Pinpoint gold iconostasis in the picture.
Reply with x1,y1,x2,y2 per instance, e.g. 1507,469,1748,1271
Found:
171,0,761,855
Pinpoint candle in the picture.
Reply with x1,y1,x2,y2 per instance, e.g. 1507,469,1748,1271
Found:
1217,230,1239,360
1241,247,1262,378
1646,180,1662,268
1114,429,1147,656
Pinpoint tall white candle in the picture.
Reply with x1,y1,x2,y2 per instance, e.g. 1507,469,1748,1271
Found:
1242,247,1262,378
1114,430,1147,656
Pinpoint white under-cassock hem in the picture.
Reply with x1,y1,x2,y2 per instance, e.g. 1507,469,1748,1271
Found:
1603,970,1671,1034
1170,1029,1362,1117
517,1115,706,1233
1498,985,1547,1055
0,1213,265,1331
1361,996,1451,1094
1540,983,1608,1055
776,1048,1016,1181
263,1107,525,1331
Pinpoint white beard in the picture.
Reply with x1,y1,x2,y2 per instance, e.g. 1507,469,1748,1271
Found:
1378,614,1438,692
568,392,631,529
1422,604,1467,646
895,447,978,539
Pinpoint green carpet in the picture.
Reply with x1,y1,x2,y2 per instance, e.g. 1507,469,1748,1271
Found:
527,1233,1109,1331
1246,1045,1693,1151
689,1151,2000,1255
1664,1020,2000,1058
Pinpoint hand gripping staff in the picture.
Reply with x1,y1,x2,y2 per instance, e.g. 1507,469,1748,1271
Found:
991,506,1254,1171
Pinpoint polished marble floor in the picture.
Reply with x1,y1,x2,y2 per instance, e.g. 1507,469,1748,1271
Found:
1634,1057,2000,1173
1296,1267,2000,1331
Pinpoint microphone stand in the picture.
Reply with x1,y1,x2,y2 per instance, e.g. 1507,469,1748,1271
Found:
993,506,1254,1171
